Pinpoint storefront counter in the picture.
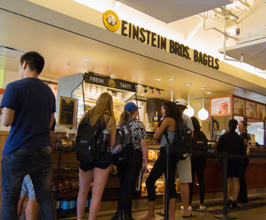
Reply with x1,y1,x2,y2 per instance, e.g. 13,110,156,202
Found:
192,153,266,194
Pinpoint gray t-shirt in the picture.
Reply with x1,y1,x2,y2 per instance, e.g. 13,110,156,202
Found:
182,114,194,131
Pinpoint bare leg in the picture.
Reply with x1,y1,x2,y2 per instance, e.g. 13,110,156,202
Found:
88,166,111,220
227,178,232,201
17,194,27,220
169,198,176,220
180,183,194,217
232,178,240,201
25,198,40,220
77,168,93,220
141,201,156,220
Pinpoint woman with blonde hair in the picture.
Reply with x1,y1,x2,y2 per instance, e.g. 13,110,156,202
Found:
76,92,116,220
111,102,148,220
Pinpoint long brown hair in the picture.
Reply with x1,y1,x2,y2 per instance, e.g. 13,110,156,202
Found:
118,110,131,127
85,92,114,126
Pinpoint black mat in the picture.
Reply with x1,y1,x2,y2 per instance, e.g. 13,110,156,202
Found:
193,197,266,214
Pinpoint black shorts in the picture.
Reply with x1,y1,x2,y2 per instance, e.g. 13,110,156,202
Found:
80,152,112,171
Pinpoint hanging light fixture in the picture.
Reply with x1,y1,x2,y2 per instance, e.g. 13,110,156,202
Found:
197,87,209,120
150,87,154,95
184,83,194,117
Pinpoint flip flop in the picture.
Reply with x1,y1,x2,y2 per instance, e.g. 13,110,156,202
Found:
156,210,165,216
182,213,196,218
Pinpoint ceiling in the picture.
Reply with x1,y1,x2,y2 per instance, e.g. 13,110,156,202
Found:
116,0,231,23
0,0,266,104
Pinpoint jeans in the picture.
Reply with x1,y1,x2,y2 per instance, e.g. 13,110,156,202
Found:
116,149,142,214
1,146,56,220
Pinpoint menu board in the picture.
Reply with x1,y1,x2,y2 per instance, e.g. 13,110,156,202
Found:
210,96,231,116
245,101,256,118
58,96,77,127
257,104,266,120
233,97,245,116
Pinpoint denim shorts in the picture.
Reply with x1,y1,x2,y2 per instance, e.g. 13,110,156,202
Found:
80,152,112,171
21,174,36,199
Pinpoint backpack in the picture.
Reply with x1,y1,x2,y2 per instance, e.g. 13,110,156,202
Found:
164,122,192,161
111,121,134,165
75,114,107,164
192,130,208,160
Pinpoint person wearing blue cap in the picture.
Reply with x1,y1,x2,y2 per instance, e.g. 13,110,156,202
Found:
111,102,148,220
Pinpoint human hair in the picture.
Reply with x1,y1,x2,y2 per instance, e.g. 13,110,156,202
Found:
239,120,248,132
86,92,114,126
118,110,131,127
191,116,201,131
228,119,238,131
20,51,45,74
162,101,183,124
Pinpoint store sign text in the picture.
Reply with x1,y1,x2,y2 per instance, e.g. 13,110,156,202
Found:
120,20,219,70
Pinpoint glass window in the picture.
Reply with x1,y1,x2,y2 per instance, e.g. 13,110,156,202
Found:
247,121,264,146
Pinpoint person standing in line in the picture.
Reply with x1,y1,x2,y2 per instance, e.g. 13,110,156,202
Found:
111,102,148,220
141,101,181,220
216,119,245,208
189,116,207,211
175,99,195,218
237,120,249,203
76,92,116,220
155,99,195,218
17,121,56,220
0,51,56,220
17,175,40,220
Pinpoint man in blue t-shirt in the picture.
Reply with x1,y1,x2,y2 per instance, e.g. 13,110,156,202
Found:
0,51,56,220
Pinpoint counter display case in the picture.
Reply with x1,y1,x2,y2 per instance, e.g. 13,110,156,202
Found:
141,132,164,197
57,72,137,127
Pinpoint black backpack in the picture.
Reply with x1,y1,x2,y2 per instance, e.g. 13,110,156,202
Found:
111,121,134,165
165,122,192,161
75,114,106,164
192,130,208,160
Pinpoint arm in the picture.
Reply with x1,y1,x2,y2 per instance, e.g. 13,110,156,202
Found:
109,117,116,147
140,138,148,172
153,118,170,140
0,107,15,127
49,113,55,130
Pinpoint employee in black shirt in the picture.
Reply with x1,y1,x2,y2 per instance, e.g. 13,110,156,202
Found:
237,121,249,203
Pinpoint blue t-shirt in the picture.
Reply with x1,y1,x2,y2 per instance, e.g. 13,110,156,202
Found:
1,78,56,154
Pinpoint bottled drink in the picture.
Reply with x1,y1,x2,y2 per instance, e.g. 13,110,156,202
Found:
55,197,62,216
85,198,91,213
61,198,69,216
69,197,75,214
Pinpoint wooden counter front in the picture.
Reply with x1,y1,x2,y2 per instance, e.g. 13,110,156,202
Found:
192,157,266,194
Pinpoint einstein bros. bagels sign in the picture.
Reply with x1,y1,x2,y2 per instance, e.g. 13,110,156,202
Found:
103,10,220,70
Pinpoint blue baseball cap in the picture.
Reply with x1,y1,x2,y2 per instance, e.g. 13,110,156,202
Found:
124,102,138,113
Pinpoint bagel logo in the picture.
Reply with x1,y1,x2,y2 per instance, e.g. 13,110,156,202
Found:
108,78,116,87
103,10,120,32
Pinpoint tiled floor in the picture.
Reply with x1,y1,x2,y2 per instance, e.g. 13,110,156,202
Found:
62,194,266,220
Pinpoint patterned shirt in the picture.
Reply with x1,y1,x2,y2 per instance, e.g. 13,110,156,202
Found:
128,118,147,151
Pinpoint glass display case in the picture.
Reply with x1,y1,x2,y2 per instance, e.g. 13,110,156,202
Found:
141,132,164,196
57,72,137,126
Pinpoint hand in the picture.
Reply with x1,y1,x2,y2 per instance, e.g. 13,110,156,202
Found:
142,162,148,173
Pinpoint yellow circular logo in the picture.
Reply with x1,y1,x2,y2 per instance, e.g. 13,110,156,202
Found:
103,10,120,32
108,78,116,87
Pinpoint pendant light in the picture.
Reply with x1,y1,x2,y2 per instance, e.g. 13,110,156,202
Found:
197,87,209,120
184,83,194,117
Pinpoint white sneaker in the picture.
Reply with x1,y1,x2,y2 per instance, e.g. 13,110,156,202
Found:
180,205,192,211
199,205,206,211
